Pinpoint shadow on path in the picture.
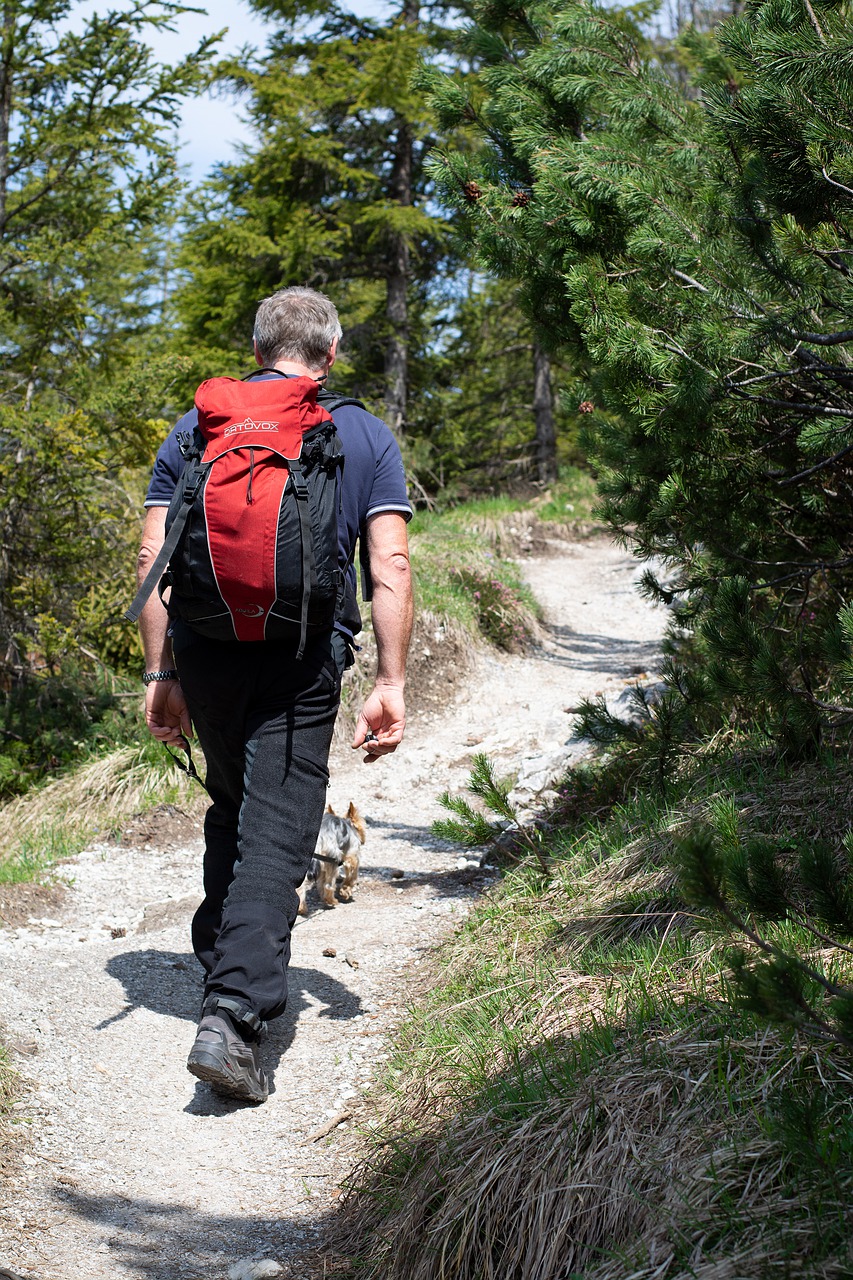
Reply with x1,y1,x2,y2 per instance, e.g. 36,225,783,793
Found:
51,1185,331,1280
99,950,363,1112
537,626,662,674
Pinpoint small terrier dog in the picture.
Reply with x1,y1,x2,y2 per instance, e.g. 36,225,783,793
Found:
297,802,366,915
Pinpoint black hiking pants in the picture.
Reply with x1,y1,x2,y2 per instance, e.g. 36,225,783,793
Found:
174,630,345,1026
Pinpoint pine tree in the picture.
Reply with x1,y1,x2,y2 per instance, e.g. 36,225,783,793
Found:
408,274,582,490
0,1,212,673
422,0,853,753
676,824,853,1045
173,0,459,429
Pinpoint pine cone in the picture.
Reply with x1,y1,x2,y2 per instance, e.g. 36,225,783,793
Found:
463,180,484,203
511,189,531,208
578,400,595,414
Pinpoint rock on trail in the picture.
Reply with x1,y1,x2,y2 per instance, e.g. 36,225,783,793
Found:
0,536,666,1280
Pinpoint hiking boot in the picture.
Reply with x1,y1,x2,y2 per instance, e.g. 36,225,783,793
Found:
186,1013,268,1104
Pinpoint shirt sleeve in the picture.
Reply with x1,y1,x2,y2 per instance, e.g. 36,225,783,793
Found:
365,429,413,522
144,416,193,507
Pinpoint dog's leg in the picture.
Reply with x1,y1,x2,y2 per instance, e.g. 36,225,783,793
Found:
317,859,337,908
338,851,359,902
296,874,309,917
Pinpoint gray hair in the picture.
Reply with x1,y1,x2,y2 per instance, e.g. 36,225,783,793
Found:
253,286,343,369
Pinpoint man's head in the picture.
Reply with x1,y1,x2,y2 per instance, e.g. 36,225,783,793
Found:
253,286,342,374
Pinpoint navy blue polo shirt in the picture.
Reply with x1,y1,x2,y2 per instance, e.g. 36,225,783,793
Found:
145,373,412,640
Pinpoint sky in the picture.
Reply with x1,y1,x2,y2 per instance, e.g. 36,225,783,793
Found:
146,0,395,183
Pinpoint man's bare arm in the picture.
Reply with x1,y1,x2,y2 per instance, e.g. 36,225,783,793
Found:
137,506,192,744
352,512,413,763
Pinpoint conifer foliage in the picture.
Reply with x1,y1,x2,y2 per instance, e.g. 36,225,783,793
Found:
423,0,853,754
0,1,212,676
175,0,456,422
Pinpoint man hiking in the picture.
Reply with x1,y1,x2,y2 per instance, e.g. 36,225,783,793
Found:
133,286,413,1104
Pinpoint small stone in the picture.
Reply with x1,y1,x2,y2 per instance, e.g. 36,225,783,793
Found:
227,1262,284,1280
390,869,405,880
323,947,337,957
345,956,360,970
110,927,127,939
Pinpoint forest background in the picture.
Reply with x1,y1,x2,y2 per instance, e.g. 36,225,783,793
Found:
0,0,591,803
4,0,853,1272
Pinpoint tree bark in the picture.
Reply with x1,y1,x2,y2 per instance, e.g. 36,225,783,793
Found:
384,0,418,439
0,4,16,237
533,342,558,484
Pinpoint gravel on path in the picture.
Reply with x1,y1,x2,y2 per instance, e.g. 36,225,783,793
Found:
0,536,666,1280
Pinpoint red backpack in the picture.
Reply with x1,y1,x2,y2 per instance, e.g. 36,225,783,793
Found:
128,373,357,656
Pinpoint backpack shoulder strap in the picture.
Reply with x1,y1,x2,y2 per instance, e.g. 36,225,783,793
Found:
317,388,366,413
124,459,209,624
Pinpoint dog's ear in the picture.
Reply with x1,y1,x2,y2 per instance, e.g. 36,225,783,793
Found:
347,801,367,844
326,803,335,815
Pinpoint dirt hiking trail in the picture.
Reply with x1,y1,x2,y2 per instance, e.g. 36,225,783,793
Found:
0,535,666,1280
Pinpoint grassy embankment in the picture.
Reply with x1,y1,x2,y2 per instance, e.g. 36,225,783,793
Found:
0,703,197,887
0,470,597,887
321,600,853,1271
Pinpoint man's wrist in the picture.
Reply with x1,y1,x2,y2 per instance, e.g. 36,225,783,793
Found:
375,674,406,690
142,669,180,686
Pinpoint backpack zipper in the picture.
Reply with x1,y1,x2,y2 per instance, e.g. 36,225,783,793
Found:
246,448,255,504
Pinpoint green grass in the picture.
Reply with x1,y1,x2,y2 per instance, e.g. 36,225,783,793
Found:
0,731,199,884
328,736,853,1279
411,512,535,611
408,504,542,648
535,465,600,525
0,823,91,885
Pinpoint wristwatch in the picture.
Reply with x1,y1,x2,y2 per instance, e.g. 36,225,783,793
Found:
142,669,180,686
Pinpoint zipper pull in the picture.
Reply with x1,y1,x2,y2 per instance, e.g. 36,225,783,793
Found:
247,448,255,504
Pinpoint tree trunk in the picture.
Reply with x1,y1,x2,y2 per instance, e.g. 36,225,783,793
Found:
384,0,418,438
533,342,558,484
0,4,16,236
384,216,410,438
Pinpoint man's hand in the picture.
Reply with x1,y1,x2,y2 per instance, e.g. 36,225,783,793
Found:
145,680,193,746
352,682,405,764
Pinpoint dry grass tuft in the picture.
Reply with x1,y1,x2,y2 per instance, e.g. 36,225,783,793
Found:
0,1048,18,1115
322,746,853,1280
334,1029,852,1280
0,743,194,870
0,1041,22,1171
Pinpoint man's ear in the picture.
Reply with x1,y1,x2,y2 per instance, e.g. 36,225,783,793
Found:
327,336,339,370
253,339,264,367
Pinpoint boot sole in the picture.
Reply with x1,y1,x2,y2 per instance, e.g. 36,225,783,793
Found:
187,1047,268,1104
